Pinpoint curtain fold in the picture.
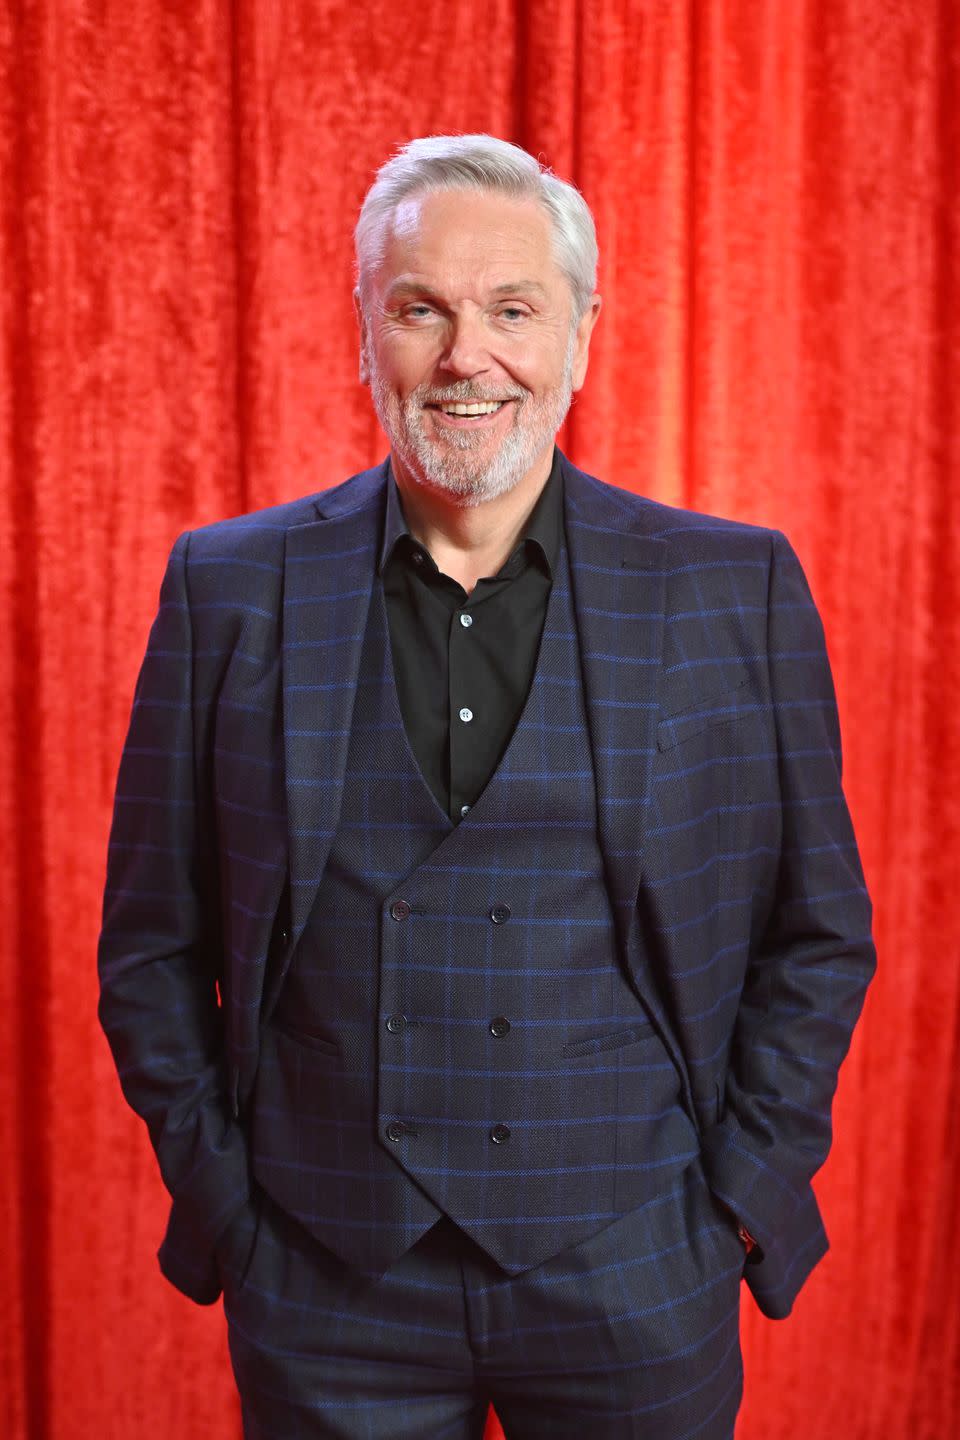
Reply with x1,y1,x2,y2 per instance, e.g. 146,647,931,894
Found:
2,2,957,1435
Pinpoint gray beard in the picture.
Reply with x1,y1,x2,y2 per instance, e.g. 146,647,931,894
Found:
367,330,576,506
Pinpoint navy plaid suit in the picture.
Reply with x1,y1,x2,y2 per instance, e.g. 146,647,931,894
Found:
98,451,875,1415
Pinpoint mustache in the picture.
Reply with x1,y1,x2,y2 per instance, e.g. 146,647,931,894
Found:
418,385,526,405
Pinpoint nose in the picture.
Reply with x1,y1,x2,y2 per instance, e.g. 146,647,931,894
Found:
438,310,492,378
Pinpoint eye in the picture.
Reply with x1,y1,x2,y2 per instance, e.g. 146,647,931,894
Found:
497,305,529,322
401,303,435,321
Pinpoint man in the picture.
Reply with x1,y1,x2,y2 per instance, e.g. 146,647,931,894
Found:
98,134,876,1438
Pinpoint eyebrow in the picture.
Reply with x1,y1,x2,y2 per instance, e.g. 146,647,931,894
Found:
384,278,549,303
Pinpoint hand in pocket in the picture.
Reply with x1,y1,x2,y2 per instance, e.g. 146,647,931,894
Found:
214,1197,259,1291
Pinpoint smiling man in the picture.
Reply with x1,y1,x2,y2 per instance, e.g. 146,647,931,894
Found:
357,183,599,588
98,135,876,1439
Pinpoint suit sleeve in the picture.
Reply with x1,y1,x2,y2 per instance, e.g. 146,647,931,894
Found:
97,531,250,1304
701,529,876,1262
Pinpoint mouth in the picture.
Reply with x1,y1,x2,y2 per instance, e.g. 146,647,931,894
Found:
423,398,517,429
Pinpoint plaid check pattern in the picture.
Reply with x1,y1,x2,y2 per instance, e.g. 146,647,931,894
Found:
97,450,875,1326
251,505,701,1278
217,1163,745,1438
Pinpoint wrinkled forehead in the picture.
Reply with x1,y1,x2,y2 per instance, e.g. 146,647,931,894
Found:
372,188,565,295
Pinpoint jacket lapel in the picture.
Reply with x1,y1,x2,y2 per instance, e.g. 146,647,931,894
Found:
282,462,388,942
561,454,667,965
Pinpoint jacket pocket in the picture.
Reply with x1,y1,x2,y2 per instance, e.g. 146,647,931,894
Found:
268,1018,340,1056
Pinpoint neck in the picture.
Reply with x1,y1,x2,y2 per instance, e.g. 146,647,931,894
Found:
390,446,553,584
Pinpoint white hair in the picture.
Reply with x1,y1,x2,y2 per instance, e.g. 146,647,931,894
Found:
354,133,598,319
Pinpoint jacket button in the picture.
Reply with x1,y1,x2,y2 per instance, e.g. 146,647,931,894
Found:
385,1013,406,1034
490,904,511,924
489,1016,510,1037
386,1121,406,1142
490,1124,511,1144
390,899,411,921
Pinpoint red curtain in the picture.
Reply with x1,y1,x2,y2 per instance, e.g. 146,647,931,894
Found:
3,2,958,1436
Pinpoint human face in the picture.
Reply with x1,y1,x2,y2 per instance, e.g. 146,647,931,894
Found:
355,188,601,505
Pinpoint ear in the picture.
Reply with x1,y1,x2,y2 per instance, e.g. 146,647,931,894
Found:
353,287,371,387
570,294,602,393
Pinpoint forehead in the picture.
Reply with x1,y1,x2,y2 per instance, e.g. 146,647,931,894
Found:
373,188,565,297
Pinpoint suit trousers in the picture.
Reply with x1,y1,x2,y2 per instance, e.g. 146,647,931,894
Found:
218,1154,745,1440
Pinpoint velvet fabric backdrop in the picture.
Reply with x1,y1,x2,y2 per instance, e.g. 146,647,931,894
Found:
2,1,958,1436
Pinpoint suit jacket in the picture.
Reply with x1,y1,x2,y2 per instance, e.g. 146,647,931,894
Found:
97,450,876,1321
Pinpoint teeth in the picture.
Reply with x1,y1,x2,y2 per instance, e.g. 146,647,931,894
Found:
438,401,504,416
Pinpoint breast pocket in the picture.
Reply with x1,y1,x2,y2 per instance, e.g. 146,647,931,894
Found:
656,676,753,751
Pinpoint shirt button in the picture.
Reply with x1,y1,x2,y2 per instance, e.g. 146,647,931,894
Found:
490,903,511,924
459,612,473,628
490,1124,511,1145
385,1014,406,1034
386,1121,406,1143
490,1016,510,1037
390,899,411,921
411,550,424,565
459,707,473,723
460,804,470,817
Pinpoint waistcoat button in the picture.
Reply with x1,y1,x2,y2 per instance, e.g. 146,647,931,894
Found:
385,1121,406,1143
490,904,511,924
490,1124,511,1144
390,899,411,921
490,1016,510,1037
386,1014,406,1034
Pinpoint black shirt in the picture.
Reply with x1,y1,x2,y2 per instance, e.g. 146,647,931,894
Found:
379,448,563,824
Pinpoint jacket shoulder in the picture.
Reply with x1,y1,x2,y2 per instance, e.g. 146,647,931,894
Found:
643,497,779,573
183,462,387,563
570,463,779,564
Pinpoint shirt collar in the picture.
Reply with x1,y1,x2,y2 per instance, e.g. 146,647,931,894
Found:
378,446,563,581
